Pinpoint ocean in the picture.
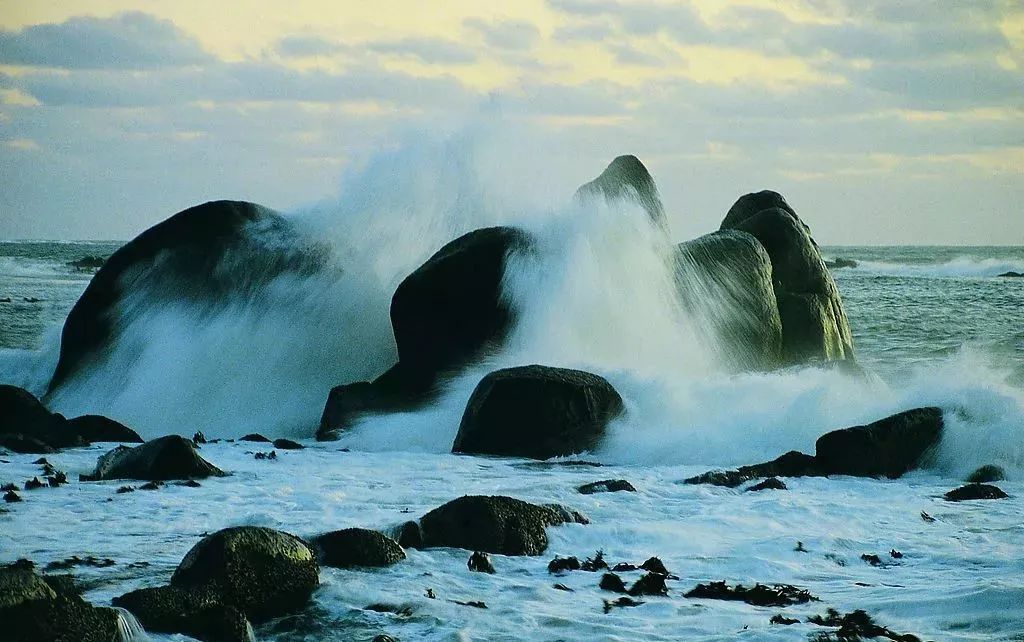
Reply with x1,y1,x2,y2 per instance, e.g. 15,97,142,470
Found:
2,231,1023,642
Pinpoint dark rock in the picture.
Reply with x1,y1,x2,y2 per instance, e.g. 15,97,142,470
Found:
685,450,822,487
116,485,134,494
920,511,935,522
815,407,943,478
807,608,922,642
581,550,609,572
553,583,573,592
861,554,883,567
272,438,304,450
684,581,818,607
967,464,1005,483
468,551,495,573
3,490,22,502
1,559,123,642
372,636,398,642
170,526,319,621
44,556,115,572
603,596,644,613
0,434,57,454
417,495,583,556
676,229,783,370
67,255,107,271
747,477,787,491
548,556,582,573
84,435,225,481
453,365,624,459
48,200,324,394
0,385,81,451
890,549,903,559
396,521,422,549
577,479,636,494
451,599,487,609
599,573,627,593
541,503,590,525
114,584,254,642
771,614,800,625
66,413,144,444
254,451,277,460
193,431,207,444
178,479,202,488
721,192,855,365
365,603,415,616
310,528,406,568
640,557,670,576
47,472,67,487
628,572,668,596
239,433,271,443
824,258,858,269
997,271,1023,278
1,483,16,491
32,457,49,465
575,155,667,231
139,481,162,490
612,562,638,572
24,477,44,490
944,483,1008,501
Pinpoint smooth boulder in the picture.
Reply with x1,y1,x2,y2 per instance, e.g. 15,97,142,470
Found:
415,495,586,556
65,414,143,443
85,435,225,481
310,528,406,568
0,385,80,452
575,155,667,232
47,200,324,394
453,365,624,459
676,230,783,370
815,407,943,478
721,191,854,365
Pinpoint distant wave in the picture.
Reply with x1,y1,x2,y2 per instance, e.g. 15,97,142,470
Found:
0,256,80,279
832,256,1024,279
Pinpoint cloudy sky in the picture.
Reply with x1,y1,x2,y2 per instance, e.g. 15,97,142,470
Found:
0,1,1021,244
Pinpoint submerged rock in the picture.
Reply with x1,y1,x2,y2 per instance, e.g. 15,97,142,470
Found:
684,581,818,607
84,435,225,481
676,229,783,370
747,477,787,491
1,559,123,642
944,483,1008,501
468,551,495,574
997,271,1023,278
310,528,406,568
685,450,821,487
721,191,855,365
453,365,624,459
577,479,637,494
416,495,585,556
815,407,943,478
807,608,923,641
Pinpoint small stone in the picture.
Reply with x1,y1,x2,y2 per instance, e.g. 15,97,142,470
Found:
116,485,135,494
639,557,670,576
192,431,207,445
747,477,787,492
468,551,495,573
24,477,45,490
272,438,304,450
599,573,627,593
603,596,644,613
889,549,903,559
861,554,882,567
548,556,581,573
4,490,22,502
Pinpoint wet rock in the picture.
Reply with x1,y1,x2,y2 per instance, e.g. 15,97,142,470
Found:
4,490,22,502
84,435,224,481
272,438,304,450
68,415,143,443
628,572,668,596
890,549,903,559
0,433,58,454
944,483,1008,501
468,551,495,573
721,192,855,365
575,155,667,231
365,603,415,617
815,407,943,478
640,557,671,576
417,495,583,556
997,271,1023,278
599,573,627,593
373,635,399,642
0,385,81,452
114,584,254,642
178,479,202,488
676,229,783,370
140,481,162,490
684,581,818,607
116,485,134,494
395,521,422,549
603,596,644,613
553,583,573,592
453,365,624,459
967,464,1005,483
1,559,123,642
581,550,609,572
67,255,107,271
542,503,590,525
548,556,582,573
1,482,17,491
193,431,207,444
451,599,487,609
861,554,883,567
807,608,922,642
254,450,277,460
920,511,935,522
310,528,406,568
44,556,115,572
685,450,821,487
747,477,787,491
239,433,271,443
24,477,44,490
824,258,858,269
577,479,636,494
771,614,800,625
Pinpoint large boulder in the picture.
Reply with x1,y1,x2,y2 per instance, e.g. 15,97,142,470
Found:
309,528,406,568
815,407,944,478
318,227,532,439
415,495,586,556
1,559,123,642
84,435,225,481
0,385,78,452
47,200,324,394
452,365,624,459
65,415,143,443
675,230,783,370
116,526,319,637
720,191,854,365
575,155,668,232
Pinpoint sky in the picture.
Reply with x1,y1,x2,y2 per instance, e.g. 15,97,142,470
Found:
0,0,1021,244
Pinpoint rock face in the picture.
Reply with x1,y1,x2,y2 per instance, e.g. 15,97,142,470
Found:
575,155,667,231
815,407,943,478
1,559,122,642
452,365,624,459
47,200,323,394
720,191,854,365
676,230,783,370
115,526,318,641
318,226,531,439
415,495,585,556
310,528,406,568
84,435,225,481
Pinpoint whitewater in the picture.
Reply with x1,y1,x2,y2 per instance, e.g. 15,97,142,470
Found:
2,128,1023,641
